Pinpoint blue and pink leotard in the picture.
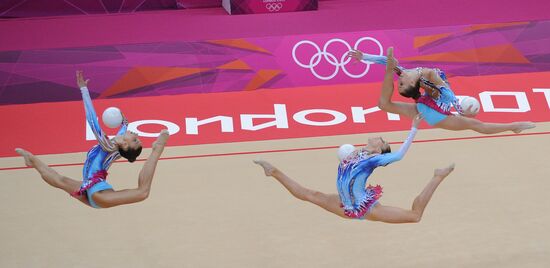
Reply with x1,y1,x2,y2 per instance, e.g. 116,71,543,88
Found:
336,126,417,219
71,86,127,208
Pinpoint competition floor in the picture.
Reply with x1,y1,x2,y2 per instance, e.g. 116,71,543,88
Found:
1,125,549,267
1,0,550,267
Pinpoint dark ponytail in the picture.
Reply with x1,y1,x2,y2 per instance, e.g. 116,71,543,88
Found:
119,146,142,163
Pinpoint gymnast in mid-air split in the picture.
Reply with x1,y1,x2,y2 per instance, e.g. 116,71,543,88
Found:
348,47,535,134
15,70,169,208
254,115,455,223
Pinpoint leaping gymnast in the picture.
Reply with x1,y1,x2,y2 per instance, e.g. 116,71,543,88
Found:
15,70,169,208
254,115,455,223
348,47,535,133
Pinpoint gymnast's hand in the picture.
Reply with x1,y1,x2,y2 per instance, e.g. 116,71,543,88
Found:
412,113,423,128
76,70,89,88
347,49,363,62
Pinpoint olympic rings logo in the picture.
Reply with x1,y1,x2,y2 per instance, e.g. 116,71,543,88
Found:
292,37,384,80
266,3,283,12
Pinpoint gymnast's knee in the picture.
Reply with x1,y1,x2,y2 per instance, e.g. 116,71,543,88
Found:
136,187,150,201
301,190,323,202
409,212,422,223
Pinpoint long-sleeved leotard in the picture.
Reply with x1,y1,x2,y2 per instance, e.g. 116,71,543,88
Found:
362,53,464,119
336,126,417,218
73,86,128,208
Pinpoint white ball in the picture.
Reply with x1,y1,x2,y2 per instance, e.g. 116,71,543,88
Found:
102,107,123,128
460,97,480,117
337,144,356,162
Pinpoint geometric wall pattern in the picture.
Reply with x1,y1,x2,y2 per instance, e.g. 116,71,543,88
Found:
1,20,550,105
0,39,282,105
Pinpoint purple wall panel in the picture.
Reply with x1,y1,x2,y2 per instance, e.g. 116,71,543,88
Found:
0,0,331,18
2,20,549,105
0,0,179,18
176,0,221,8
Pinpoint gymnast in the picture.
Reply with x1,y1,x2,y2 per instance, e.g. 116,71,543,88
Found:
254,115,455,223
15,71,169,208
348,47,535,133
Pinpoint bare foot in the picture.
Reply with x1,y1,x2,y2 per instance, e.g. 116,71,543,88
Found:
513,122,536,134
434,163,455,178
253,160,277,177
152,129,169,149
15,148,34,167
